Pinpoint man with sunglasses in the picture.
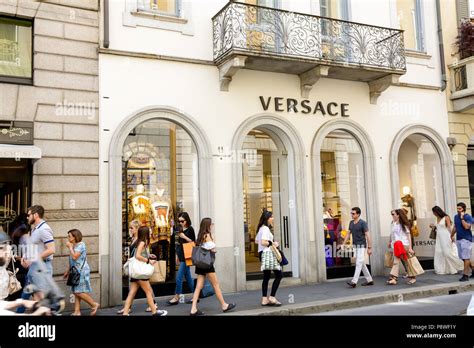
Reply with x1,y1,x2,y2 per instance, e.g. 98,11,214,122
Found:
341,207,374,288
17,205,56,313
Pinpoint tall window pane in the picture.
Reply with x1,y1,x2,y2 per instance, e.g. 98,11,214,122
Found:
0,17,32,80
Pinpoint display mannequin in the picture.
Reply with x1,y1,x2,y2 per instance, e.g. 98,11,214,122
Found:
128,184,154,228
150,187,175,278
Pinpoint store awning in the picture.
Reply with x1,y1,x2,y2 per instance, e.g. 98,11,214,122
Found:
0,144,42,159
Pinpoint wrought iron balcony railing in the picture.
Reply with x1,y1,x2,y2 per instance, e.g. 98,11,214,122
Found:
212,2,406,72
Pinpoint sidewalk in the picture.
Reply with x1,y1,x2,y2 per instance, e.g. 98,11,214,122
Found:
83,271,474,316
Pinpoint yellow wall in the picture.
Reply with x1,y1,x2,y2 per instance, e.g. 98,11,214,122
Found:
441,0,474,212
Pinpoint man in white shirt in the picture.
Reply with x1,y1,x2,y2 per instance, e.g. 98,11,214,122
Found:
17,205,55,313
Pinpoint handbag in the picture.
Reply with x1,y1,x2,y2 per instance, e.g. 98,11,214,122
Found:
384,250,394,268
8,257,22,295
200,279,215,298
129,258,154,280
261,250,281,271
67,257,86,287
279,248,289,266
191,246,215,269
149,260,166,284
183,242,195,267
405,253,425,277
270,244,282,263
429,226,437,240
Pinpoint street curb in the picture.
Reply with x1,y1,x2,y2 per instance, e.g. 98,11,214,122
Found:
222,281,474,316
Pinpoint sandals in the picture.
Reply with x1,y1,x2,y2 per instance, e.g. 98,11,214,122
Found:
407,278,417,285
223,303,236,313
190,310,205,316
386,276,398,285
146,303,158,312
117,308,131,315
91,303,100,316
268,298,282,306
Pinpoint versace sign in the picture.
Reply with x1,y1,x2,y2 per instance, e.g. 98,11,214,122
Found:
260,96,349,117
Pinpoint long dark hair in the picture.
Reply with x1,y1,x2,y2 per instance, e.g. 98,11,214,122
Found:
137,226,150,247
196,218,212,246
178,212,192,229
432,206,448,219
256,209,273,234
392,209,411,234
12,224,28,246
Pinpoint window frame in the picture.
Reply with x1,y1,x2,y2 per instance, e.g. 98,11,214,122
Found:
137,0,181,18
0,15,33,85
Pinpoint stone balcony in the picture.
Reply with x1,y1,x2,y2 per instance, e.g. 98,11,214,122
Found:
212,1,407,103
449,56,474,113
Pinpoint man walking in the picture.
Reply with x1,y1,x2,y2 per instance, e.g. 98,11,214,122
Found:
341,207,374,288
452,202,473,282
17,205,56,313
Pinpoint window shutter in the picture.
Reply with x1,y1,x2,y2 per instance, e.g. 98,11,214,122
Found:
456,0,469,23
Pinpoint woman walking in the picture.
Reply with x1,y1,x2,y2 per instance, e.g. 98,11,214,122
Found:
63,229,99,316
167,212,196,305
432,206,464,275
122,226,167,316
256,210,283,306
8,223,30,300
190,218,236,316
386,209,416,285
117,220,139,314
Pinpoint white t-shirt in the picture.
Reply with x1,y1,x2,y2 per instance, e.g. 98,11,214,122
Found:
391,222,410,247
256,225,273,253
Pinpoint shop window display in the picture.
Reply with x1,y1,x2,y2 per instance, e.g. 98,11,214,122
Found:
397,134,444,264
320,130,368,278
122,119,199,297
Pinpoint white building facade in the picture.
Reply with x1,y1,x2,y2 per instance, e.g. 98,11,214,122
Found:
99,0,456,306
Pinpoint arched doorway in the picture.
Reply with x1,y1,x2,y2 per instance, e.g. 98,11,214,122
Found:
241,128,293,279
231,115,307,290
107,107,212,306
390,125,457,271
312,120,381,281
121,119,200,299
320,129,368,279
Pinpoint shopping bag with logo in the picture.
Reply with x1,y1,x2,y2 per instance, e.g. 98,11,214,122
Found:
405,253,424,277
149,260,167,284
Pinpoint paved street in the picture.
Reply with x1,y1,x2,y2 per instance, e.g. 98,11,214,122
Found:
73,271,474,316
314,291,474,316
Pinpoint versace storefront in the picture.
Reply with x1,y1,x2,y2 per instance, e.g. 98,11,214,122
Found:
99,0,457,307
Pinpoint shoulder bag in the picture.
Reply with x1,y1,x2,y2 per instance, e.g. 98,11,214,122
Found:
129,246,155,280
192,246,215,269
8,256,22,295
67,255,87,287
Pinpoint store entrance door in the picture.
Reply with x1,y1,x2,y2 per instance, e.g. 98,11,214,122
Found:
242,129,293,280
0,158,32,234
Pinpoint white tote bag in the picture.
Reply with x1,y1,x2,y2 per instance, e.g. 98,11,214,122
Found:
129,258,154,280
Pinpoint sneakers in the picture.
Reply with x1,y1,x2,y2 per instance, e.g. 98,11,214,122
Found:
346,281,357,288
459,275,469,282
152,310,168,316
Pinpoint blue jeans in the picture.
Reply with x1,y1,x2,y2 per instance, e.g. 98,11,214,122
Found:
175,262,194,295
16,260,53,313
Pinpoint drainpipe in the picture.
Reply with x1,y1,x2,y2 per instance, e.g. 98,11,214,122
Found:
436,0,447,91
104,0,110,48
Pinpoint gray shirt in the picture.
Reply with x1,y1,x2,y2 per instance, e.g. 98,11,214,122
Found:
27,220,54,262
349,219,369,247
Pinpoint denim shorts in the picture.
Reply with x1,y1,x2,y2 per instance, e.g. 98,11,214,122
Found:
457,239,472,260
